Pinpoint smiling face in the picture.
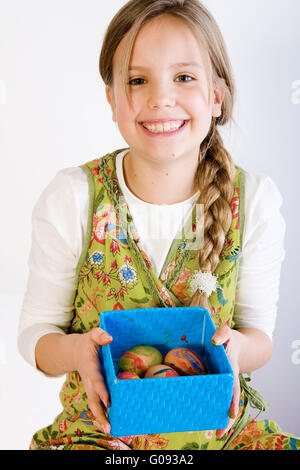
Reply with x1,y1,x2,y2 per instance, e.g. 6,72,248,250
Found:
106,14,224,166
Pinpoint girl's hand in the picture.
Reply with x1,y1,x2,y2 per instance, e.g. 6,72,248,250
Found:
211,325,241,439
74,327,113,434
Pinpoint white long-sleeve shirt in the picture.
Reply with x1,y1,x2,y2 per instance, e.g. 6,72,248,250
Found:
18,150,286,373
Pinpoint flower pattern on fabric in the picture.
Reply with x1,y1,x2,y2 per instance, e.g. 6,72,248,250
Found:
230,188,239,230
89,251,105,267
118,263,138,288
29,149,300,451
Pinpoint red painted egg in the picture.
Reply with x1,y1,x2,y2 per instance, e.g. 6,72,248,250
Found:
164,347,207,376
117,371,140,379
118,345,163,377
144,364,180,378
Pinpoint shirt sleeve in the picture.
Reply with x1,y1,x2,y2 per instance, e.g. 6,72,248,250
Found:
233,172,286,341
17,167,89,375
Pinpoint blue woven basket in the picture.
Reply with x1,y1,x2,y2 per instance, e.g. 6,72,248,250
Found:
99,306,234,437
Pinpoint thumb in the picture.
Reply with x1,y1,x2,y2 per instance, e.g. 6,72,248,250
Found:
211,324,231,346
91,327,113,346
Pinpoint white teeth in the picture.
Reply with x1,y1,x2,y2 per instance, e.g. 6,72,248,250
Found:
142,120,184,133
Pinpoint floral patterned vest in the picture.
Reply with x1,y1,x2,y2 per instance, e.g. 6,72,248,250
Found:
59,148,268,449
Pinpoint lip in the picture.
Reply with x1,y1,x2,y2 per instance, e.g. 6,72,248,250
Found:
140,119,187,124
138,119,190,137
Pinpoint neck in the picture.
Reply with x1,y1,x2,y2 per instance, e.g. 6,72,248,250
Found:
122,150,199,205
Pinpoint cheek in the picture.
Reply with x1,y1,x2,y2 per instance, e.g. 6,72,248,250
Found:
114,103,138,141
187,90,213,138
115,94,139,123
188,86,211,112
115,106,132,130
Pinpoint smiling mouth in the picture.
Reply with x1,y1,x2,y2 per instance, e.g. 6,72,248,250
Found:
140,120,188,134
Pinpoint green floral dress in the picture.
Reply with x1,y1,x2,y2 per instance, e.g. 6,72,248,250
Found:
29,149,300,451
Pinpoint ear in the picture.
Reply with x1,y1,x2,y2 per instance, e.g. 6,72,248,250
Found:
105,86,117,122
212,79,226,118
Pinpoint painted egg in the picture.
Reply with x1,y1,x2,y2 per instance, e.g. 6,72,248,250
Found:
144,364,180,378
117,371,140,379
164,347,207,376
118,345,163,377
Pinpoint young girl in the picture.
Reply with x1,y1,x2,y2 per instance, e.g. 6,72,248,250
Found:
18,0,300,451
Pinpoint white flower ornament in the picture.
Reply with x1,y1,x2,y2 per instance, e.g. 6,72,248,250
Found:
189,270,219,297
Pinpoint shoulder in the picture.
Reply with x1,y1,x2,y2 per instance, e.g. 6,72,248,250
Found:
32,166,90,234
242,169,284,221
34,148,124,212
238,168,286,249
33,166,88,209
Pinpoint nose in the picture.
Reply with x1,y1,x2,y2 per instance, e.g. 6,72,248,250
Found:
147,82,176,109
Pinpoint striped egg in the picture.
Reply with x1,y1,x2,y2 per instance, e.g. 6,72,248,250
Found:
164,348,207,376
144,364,180,378
118,345,163,377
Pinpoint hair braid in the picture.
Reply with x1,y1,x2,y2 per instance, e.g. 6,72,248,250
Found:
189,126,235,310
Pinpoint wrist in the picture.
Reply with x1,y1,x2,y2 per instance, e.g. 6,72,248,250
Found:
230,329,244,372
57,332,82,373
35,332,83,376
69,333,83,371
235,327,273,373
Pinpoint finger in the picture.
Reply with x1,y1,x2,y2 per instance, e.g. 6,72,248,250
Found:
216,391,236,439
93,375,111,409
83,369,111,409
216,368,240,439
229,373,241,419
88,390,111,434
99,399,109,419
211,325,231,346
91,327,113,346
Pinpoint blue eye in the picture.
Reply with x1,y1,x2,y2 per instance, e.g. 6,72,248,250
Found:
176,75,194,82
128,78,146,86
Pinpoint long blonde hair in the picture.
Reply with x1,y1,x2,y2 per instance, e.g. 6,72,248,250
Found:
99,0,236,313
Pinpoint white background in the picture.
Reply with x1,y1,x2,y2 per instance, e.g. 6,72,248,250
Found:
0,0,300,450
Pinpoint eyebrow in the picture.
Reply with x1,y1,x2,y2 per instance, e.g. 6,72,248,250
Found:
128,62,202,71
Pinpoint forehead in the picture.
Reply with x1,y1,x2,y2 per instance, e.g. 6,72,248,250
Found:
113,14,207,73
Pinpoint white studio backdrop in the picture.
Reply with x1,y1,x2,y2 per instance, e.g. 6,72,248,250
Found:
0,0,299,450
